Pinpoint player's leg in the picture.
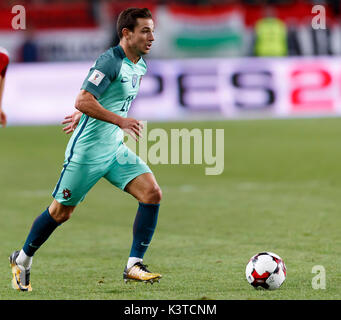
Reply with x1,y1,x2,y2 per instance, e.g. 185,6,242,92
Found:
123,173,162,283
124,172,162,204
10,201,76,291
124,172,162,264
17,200,76,262
10,160,106,291
104,143,162,283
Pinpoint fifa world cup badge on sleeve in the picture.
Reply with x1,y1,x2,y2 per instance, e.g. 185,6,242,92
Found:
88,69,105,86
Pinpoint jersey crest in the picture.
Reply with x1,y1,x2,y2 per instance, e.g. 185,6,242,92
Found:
132,74,138,88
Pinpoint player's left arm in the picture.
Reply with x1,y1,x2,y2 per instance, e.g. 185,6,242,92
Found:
0,74,7,128
62,110,82,134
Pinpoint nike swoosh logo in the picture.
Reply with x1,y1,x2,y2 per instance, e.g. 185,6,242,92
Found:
121,78,129,83
29,243,40,249
141,242,149,246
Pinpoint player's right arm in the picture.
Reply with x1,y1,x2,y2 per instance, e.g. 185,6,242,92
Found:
75,90,143,141
75,51,143,140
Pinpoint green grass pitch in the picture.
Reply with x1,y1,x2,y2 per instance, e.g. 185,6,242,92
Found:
0,118,340,300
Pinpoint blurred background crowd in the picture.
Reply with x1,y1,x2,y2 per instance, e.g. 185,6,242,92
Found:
1,0,340,62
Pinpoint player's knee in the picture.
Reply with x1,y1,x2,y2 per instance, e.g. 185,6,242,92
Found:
49,203,75,224
56,209,74,223
141,185,162,204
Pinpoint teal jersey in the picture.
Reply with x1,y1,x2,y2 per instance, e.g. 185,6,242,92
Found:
64,45,147,164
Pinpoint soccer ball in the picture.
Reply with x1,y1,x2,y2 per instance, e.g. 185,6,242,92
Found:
245,252,287,290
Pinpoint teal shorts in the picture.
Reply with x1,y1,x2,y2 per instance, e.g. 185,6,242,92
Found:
52,143,152,206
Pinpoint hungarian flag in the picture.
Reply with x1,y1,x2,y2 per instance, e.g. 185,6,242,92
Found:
156,4,244,57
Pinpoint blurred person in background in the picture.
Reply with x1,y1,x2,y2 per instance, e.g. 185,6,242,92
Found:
253,5,288,56
286,17,302,56
19,28,39,62
0,47,9,127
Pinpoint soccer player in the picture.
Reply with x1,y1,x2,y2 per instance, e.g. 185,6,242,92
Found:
0,47,9,127
9,8,162,292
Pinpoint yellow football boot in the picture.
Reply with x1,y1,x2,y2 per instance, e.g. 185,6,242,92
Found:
9,251,32,292
123,262,161,284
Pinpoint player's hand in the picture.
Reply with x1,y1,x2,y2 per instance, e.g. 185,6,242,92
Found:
62,111,82,134
118,117,144,141
0,109,6,128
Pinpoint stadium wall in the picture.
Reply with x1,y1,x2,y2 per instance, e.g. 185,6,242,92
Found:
4,57,341,125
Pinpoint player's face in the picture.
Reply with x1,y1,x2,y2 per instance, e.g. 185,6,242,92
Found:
129,18,155,56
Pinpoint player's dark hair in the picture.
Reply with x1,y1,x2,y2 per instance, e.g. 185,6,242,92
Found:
117,8,153,39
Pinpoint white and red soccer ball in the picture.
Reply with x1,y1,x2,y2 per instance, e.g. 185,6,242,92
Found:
245,252,287,290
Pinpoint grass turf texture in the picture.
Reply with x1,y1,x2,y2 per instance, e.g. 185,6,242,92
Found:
0,118,340,300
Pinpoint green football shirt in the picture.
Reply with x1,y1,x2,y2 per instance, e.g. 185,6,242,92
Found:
64,45,147,164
